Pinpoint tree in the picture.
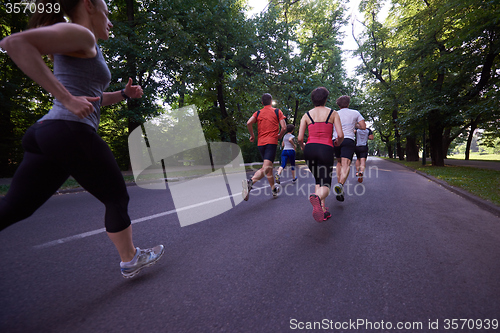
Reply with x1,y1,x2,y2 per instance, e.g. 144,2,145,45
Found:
354,0,500,166
394,0,500,166
0,11,53,177
355,0,421,161
268,0,349,124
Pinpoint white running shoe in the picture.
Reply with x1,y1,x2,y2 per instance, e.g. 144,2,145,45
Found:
120,245,164,278
242,179,253,201
272,185,280,198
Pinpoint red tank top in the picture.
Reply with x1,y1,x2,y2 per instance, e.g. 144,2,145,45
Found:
306,109,334,147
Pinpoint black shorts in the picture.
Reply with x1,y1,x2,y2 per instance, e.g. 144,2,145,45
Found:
304,143,334,188
334,138,356,160
355,145,369,159
258,144,277,162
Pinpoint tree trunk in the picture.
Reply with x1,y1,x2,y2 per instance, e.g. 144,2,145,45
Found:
428,110,445,166
125,0,137,170
216,77,237,144
392,109,404,160
405,136,419,161
380,133,393,158
127,102,142,135
292,99,299,126
179,78,186,108
465,123,478,161
387,143,393,159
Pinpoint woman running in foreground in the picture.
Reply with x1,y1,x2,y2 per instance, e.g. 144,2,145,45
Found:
0,0,163,278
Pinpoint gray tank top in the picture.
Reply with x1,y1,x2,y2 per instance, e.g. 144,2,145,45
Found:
39,44,111,130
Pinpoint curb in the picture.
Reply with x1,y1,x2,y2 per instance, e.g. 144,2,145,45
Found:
387,159,500,218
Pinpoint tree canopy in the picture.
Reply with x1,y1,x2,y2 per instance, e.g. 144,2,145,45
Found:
1,0,498,176
354,0,500,165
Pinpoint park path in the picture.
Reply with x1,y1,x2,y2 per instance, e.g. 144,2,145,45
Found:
1,157,499,332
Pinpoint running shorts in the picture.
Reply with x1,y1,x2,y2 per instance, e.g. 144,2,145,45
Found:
258,144,277,162
355,145,369,159
334,138,356,160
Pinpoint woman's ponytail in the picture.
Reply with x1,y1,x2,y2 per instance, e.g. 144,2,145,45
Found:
29,0,81,28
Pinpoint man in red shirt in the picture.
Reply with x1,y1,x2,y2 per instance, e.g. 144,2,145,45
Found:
242,93,286,200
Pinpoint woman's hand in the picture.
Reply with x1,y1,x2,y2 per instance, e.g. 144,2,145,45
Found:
63,95,101,119
123,77,143,99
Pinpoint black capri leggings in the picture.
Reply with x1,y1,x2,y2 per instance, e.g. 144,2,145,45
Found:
304,143,335,188
0,120,131,233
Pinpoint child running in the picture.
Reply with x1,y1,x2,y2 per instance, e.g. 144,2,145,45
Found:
298,87,343,222
275,124,298,184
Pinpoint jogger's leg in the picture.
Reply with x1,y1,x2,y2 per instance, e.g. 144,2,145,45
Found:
0,151,69,230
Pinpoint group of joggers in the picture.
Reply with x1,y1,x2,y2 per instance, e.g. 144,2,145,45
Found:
242,90,373,223
0,0,373,278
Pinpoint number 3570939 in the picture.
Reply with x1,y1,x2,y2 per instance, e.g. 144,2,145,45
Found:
6,2,61,14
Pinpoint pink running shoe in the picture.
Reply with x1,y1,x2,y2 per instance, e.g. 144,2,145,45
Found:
309,194,324,222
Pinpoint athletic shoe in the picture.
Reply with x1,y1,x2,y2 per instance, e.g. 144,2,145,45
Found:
242,179,253,201
323,211,332,221
274,173,281,184
309,194,324,222
272,185,279,198
120,245,165,278
358,172,363,183
334,183,344,202
292,178,297,184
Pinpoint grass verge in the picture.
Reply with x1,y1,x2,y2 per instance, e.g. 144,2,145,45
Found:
385,159,500,207
447,153,500,161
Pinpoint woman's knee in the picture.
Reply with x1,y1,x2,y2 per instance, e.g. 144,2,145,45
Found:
103,197,131,233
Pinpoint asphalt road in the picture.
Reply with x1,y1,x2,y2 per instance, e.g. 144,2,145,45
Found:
1,157,499,333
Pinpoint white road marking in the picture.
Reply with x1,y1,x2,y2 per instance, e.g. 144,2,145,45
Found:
33,180,291,250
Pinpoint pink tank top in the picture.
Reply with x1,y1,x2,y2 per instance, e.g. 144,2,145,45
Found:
307,109,334,147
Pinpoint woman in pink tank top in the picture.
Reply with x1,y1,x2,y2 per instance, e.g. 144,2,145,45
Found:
298,87,344,222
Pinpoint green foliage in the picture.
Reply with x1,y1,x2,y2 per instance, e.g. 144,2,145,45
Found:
355,0,500,165
98,104,131,170
0,11,54,177
1,0,353,176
